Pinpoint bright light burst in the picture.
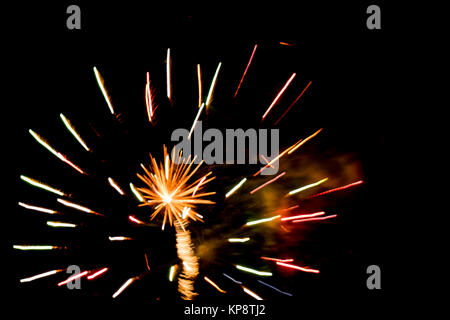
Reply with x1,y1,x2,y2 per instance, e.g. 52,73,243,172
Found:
16,43,365,302
137,146,215,230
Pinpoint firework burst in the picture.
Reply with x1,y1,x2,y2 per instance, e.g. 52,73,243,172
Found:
14,42,365,302
137,146,215,230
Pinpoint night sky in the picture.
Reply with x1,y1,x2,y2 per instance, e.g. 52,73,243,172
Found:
4,1,400,317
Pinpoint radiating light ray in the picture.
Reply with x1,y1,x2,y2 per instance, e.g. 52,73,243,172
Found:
57,270,89,286
128,215,144,224
261,257,294,263
205,62,222,108
292,214,337,223
188,103,205,140
245,215,281,226
130,183,144,202
235,265,272,276
280,42,294,46
257,280,293,296
60,113,90,151
253,136,304,176
281,211,325,222
260,154,275,168
20,175,65,196
308,180,364,199
57,198,103,216
108,177,125,195
13,245,59,250
275,205,299,213
242,285,263,300
93,66,115,114
108,236,133,241
192,175,208,196
234,44,257,98
112,277,136,298
223,273,242,284
275,81,312,125
276,262,320,274
182,207,191,219
262,73,296,120
165,155,170,180
288,178,328,196
250,172,286,194
20,269,64,283
47,221,77,228
225,178,247,198
87,267,109,280
228,237,250,243
18,202,57,214
29,129,85,174
166,48,172,101
144,254,151,271
287,128,323,154
197,64,202,107
204,276,227,293
145,72,154,122
169,265,176,282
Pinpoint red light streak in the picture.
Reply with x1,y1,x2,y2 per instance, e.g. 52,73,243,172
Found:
234,44,258,98
275,81,312,125
281,211,325,222
57,271,88,286
128,215,144,224
262,73,296,120
145,72,154,122
249,172,286,194
87,268,108,280
308,180,364,199
292,214,337,223
144,253,151,271
276,262,320,274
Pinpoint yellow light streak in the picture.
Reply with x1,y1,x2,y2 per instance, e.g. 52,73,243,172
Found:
235,265,272,276
60,113,90,151
205,62,222,108
288,178,328,196
93,66,115,114
225,178,247,198
57,198,103,216
245,215,281,226
20,175,65,196
112,277,135,298
129,183,144,202
20,269,63,283
18,202,57,214
47,221,77,228
108,177,125,195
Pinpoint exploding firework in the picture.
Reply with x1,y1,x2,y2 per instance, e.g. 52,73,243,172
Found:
14,42,364,302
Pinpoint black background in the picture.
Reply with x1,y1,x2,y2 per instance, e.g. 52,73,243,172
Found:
4,1,404,317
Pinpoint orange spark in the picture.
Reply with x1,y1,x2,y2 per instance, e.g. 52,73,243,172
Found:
204,276,227,293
